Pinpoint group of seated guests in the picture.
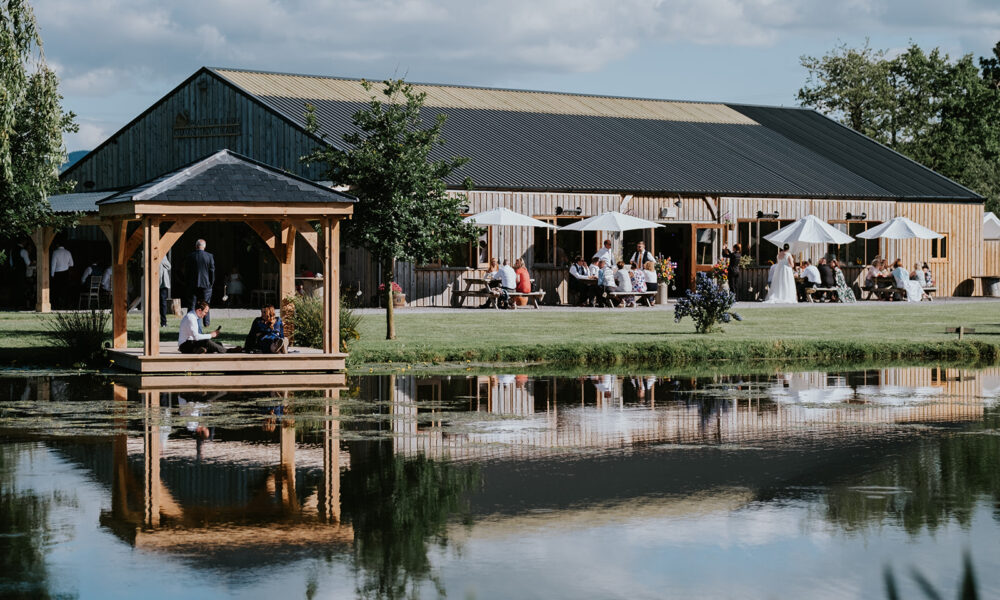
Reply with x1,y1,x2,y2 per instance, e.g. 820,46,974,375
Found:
568,255,659,307
864,257,934,302
178,301,289,354
482,257,533,308
792,256,855,303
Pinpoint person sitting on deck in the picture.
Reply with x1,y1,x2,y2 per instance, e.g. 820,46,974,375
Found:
178,300,226,354
244,304,288,354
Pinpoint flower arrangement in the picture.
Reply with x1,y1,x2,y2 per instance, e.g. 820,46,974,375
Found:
711,257,729,282
739,254,753,269
378,281,403,294
655,258,676,282
674,273,743,333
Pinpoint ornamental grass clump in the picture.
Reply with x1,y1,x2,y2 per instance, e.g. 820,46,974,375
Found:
284,294,363,351
44,309,109,365
674,273,743,333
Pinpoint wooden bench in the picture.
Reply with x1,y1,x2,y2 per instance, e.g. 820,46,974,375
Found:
605,291,656,307
505,290,545,309
803,286,838,302
870,284,936,301
452,288,496,307
945,326,976,340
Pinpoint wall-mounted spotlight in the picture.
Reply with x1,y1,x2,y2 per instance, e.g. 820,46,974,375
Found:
845,212,867,220
556,206,582,216
756,210,779,219
459,204,471,213
673,200,682,208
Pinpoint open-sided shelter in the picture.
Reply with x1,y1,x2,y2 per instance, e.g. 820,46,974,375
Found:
96,150,355,373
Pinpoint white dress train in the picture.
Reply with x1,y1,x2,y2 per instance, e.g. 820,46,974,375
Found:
764,254,798,304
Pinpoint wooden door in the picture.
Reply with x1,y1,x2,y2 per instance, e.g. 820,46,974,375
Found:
689,224,726,289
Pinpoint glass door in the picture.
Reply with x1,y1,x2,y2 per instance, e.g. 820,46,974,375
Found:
689,224,726,289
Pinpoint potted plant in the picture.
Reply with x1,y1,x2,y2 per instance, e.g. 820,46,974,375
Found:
654,258,676,304
379,281,406,307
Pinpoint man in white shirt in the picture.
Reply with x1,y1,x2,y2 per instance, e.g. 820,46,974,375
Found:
178,301,226,353
497,260,517,308
802,260,821,285
592,239,614,265
50,243,74,309
628,241,654,266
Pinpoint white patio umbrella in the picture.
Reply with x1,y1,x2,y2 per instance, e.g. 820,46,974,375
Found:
462,207,556,262
559,211,663,232
856,216,943,240
462,206,556,229
763,214,854,254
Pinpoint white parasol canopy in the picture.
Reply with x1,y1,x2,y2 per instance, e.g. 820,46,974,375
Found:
559,211,663,232
462,206,556,229
856,216,943,240
763,214,854,253
982,212,1000,240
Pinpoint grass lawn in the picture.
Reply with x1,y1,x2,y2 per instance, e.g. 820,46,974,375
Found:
3,302,997,369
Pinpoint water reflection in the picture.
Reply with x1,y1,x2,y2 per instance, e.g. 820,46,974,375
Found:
0,366,998,598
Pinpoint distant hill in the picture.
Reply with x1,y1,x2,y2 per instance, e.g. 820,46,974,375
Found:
60,150,89,173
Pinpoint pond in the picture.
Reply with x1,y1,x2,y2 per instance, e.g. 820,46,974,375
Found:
1,367,999,599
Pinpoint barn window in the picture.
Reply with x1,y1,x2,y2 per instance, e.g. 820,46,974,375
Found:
931,234,948,261
830,221,882,266
737,219,794,265
534,216,597,267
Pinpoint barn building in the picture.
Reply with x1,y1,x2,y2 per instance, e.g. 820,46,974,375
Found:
54,66,987,308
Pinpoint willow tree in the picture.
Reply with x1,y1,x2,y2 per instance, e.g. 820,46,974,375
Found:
304,79,475,340
0,0,77,241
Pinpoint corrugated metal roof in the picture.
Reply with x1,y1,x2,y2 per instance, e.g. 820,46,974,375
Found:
267,97,895,197
48,191,117,213
212,68,983,201
101,150,356,205
728,105,980,200
214,68,756,125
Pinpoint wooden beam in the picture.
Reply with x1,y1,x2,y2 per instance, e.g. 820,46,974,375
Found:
100,201,356,219
142,218,161,357
124,226,144,263
289,219,319,257
322,218,341,354
248,221,284,262
112,219,129,348
279,222,296,304
157,219,194,256
31,226,53,312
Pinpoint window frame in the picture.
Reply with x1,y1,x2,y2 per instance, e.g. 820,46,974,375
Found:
418,219,493,270
828,220,883,267
533,215,596,268
930,232,949,262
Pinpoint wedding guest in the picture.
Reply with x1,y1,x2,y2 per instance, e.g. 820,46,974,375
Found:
569,256,595,306
629,241,654,266
830,259,856,303
643,260,658,293
597,259,615,306
614,261,634,307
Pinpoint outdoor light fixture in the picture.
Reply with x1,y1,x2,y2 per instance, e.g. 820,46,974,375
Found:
459,204,470,213
673,200,682,208
756,210,779,219
845,212,867,220
556,206,583,216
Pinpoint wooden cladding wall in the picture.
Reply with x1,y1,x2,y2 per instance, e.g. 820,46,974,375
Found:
344,191,986,305
67,72,323,192
985,240,1000,277
894,202,983,296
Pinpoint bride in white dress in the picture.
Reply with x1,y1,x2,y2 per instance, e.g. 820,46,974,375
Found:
763,244,798,303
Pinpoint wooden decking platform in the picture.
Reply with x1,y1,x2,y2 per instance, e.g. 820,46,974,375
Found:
108,342,347,374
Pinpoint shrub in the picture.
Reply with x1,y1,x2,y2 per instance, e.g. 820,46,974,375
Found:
44,309,110,365
674,273,742,333
283,294,363,351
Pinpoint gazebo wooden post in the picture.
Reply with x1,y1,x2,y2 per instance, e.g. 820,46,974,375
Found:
278,221,297,305
143,390,162,528
112,220,130,349
321,217,340,353
322,387,341,523
31,226,53,312
142,218,161,357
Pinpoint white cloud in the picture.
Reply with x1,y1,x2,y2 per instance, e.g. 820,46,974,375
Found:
66,120,112,151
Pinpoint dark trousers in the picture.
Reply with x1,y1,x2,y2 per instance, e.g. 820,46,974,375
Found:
728,273,739,300
160,287,170,326
179,338,226,354
52,270,71,309
189,287,212,325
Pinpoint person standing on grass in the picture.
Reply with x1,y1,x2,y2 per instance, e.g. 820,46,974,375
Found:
178,301,226,353
50,240,73,309
185,239,215,327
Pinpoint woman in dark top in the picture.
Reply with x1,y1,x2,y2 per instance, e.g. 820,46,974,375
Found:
245,305,287,353
724,243,741,299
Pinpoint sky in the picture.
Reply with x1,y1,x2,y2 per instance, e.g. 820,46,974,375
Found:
30,0,1000,153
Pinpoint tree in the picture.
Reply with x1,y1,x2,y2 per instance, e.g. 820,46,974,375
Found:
0,0,77,241
304,79,476,340
799,41,1000,214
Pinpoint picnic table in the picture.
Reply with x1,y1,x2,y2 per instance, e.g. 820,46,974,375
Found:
866,275,936,300
794,276,837,303
452,277,544,309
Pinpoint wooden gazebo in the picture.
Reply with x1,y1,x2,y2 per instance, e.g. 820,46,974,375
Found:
97,150,355,373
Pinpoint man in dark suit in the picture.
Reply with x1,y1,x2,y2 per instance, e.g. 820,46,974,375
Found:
185,239,215,326
724,243,741,300
817,257,836,301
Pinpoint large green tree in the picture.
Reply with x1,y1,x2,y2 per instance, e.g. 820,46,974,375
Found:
304,79,476,340
799,41,1000,214
0,0,76,241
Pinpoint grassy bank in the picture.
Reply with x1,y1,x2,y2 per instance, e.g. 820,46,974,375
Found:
2,303,998,370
